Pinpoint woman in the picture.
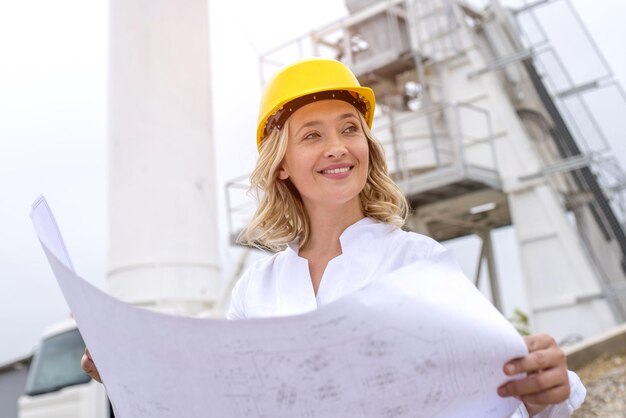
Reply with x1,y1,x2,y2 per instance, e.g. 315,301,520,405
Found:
84,58,584,416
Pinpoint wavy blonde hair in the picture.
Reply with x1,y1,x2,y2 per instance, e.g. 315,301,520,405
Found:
238,113,408,251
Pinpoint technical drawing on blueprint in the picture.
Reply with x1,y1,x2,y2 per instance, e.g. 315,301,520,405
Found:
32,196,527,418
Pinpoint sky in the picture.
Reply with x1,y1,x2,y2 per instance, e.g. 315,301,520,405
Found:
1,0,626,364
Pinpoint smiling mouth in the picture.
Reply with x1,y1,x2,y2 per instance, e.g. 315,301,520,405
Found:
319,166,353,174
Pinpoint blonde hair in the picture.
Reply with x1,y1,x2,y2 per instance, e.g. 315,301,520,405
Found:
238,113,408,251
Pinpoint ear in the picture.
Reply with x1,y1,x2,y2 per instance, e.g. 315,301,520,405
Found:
277,164,289,180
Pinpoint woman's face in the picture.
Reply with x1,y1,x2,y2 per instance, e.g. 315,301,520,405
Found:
278,99,369,214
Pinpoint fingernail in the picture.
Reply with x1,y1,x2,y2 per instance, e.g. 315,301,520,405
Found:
498,386,508,397
505,364,516,375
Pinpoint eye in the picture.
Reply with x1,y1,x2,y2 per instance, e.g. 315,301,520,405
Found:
343,124,359,134
303,131,321,140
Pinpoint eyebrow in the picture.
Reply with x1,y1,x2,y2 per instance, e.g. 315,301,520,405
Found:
295,112,359,136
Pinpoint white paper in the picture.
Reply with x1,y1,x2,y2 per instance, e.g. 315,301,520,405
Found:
30,195,75,272
32,196,527,418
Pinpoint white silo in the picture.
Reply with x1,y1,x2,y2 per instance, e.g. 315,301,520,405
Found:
108,0,220,315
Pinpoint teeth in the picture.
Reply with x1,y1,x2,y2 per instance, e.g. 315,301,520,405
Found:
322,167,351,174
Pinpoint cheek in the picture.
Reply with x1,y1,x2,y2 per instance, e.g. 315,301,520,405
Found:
359,146,371,185
357,142,370,171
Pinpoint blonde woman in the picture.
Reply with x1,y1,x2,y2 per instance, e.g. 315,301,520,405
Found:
84,58,584,416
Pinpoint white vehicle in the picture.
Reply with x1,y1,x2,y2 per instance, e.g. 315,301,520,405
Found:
18,319,113,418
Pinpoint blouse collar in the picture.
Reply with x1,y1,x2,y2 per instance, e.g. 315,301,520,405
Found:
287,217,393,256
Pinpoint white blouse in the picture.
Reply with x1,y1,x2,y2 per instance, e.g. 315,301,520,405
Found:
227,217,585,417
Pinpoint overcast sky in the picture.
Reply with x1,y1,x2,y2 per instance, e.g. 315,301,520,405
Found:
1,0,626,364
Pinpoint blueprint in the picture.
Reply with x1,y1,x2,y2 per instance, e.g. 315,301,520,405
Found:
31,196,527,418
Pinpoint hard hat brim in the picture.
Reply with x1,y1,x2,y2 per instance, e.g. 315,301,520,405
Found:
258,87,375,146
257,85,375,148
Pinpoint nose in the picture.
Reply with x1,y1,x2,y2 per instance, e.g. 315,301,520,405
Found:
324,132,347,158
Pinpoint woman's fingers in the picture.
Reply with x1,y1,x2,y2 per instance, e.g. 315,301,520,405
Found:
524,333,557,354
81,348,102,383
503,339,566,376
498,332,571,412
498,366,569,399
518,382,571,406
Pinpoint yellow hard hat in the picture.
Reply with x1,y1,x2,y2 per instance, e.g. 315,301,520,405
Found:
256,57,376,149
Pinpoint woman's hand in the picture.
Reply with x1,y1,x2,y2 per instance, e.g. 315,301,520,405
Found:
81,348,102,383
498,333,570,416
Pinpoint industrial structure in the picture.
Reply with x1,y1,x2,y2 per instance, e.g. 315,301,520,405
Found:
228,0,626,343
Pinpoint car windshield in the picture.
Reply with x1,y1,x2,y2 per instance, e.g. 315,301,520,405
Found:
25,328,90,396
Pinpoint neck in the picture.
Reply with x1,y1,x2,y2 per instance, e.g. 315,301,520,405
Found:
300,200,364,254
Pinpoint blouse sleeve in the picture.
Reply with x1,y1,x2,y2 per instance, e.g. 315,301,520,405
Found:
508,370,586,417
225,266,252,320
